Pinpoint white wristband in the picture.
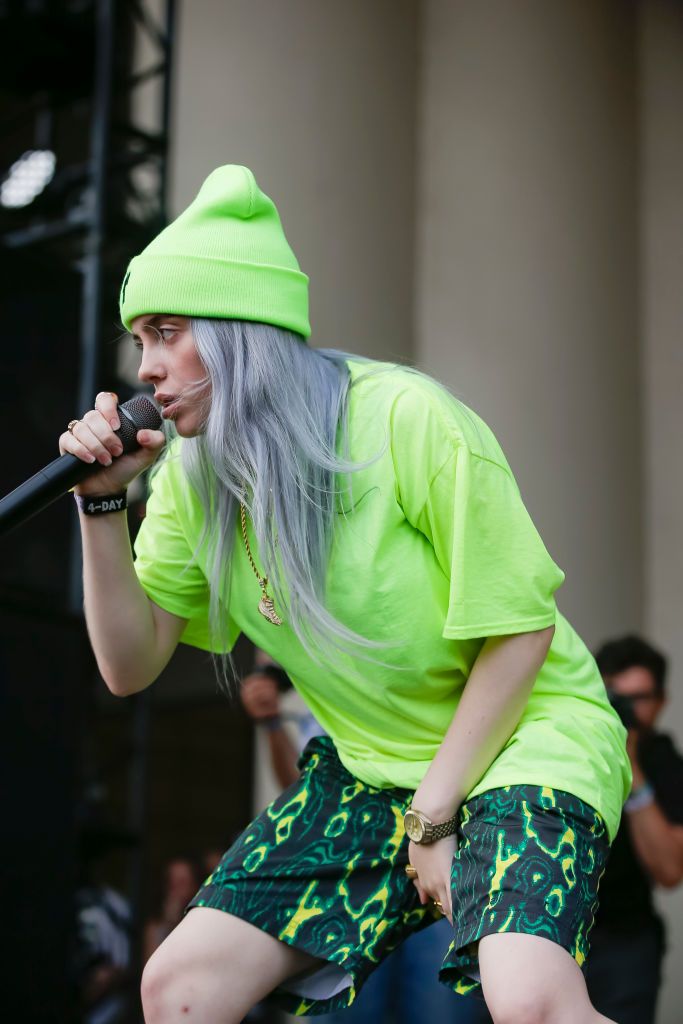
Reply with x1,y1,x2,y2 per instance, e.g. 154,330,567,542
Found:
625,782,655,813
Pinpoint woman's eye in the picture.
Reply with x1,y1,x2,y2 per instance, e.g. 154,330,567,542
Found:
159,328,177,342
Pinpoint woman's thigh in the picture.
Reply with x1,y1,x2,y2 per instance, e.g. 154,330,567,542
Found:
478,933,608,1024
142,906,320,1024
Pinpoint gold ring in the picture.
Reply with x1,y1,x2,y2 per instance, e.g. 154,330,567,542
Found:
96,391,118,402
432,900,446,915
67,419,79,433
404,865,418,879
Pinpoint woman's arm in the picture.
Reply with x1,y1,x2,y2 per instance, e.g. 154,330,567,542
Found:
60,393,186,696
79,511,187,695
414,625,554,818
408,625,555,916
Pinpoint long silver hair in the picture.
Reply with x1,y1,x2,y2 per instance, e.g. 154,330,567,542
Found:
178,318,380,673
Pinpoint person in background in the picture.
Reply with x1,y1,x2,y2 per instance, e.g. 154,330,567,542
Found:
587,635,683,1024
76,885,131,1024
143,857,202,963
240,652,493,1024
203,848,228,877
241,649,324,789
74,824,132,1024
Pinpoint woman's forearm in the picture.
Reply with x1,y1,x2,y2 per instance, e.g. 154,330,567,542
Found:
412,626,555,819
80,510,184,695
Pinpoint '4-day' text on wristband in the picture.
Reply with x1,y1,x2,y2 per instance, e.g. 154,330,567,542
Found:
75,492,128,516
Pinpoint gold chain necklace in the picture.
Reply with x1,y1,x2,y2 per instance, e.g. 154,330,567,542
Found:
239,502,283,626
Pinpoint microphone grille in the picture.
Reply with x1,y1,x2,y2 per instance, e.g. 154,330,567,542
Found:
117,394,162,453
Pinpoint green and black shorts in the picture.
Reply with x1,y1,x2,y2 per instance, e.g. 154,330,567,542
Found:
188,736,610,1015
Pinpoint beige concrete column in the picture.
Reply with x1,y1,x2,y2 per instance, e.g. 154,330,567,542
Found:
639,0,683,737
168,0,419,833
169,0,418,361
639,2,683,1019
416,0,642,646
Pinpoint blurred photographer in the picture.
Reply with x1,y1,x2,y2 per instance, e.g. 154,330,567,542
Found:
587,635,683,1024
240,649,325,789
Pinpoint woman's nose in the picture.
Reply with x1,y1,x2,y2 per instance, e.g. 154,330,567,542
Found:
138,347,165,383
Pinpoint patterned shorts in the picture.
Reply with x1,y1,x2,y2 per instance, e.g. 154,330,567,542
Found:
187,737,610,1015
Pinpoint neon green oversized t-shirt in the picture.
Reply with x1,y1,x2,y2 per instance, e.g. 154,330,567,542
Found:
134,360,630,838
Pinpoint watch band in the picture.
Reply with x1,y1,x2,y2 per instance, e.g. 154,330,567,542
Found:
428,816,459,841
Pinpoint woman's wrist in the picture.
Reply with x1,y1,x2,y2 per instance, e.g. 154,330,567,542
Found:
411,788,462,822
74,477,131,497
75,490,128,516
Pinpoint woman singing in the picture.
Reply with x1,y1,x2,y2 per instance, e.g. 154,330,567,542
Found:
60,165,629,1023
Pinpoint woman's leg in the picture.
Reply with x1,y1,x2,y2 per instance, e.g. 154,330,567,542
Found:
478,933,615,1024
141,906,322,1024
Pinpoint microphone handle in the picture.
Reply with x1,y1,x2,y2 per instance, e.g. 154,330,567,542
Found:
0,452,104,535
0,396,161,536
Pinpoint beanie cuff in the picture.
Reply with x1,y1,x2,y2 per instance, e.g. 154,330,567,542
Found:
121,253,311,338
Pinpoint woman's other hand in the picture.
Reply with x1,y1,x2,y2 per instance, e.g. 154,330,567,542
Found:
407,834,457,924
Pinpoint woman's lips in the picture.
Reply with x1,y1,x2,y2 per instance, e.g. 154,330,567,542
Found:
160,397,181,419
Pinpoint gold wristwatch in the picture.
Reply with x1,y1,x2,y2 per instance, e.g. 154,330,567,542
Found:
403,807,459,844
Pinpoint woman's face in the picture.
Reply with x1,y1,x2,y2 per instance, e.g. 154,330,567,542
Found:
131,313,209,437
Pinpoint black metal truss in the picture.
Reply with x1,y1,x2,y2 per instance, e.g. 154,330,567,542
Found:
0,6,175,1015
1,1,175,514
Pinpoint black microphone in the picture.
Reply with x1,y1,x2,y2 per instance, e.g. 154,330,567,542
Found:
0,394,162,536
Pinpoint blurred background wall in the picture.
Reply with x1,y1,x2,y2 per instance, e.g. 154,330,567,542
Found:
170,0,418,363
169,1,682,1018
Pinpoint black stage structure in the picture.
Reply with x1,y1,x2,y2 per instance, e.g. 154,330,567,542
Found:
1,2,176,1020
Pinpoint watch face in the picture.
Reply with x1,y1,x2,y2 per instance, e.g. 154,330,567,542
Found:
404,810,426,843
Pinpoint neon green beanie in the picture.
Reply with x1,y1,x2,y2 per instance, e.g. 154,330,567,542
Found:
119,165,310,338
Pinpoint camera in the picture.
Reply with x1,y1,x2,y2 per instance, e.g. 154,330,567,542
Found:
259,664,293,693
608,693,637,729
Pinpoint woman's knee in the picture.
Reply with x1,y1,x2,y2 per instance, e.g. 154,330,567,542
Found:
141,945,239,1024
140,948,170,1021
485,989,554,1024
479,933,595,1024
141,947,194,1023
139,908,317,1023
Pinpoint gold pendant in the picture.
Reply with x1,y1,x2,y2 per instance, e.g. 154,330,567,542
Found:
258,594,283,626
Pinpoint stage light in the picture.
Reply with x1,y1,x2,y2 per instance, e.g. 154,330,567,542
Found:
1,150,57,209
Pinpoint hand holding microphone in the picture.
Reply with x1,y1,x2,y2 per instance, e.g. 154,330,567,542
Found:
59,391,165,497
0,392,164,535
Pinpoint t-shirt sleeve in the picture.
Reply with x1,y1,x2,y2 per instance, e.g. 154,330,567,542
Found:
134,456,240,653
411,443,565,640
